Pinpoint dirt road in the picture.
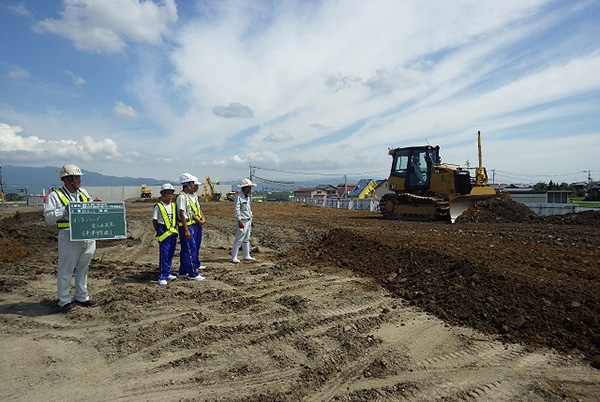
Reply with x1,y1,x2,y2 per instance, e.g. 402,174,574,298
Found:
0,200,599,401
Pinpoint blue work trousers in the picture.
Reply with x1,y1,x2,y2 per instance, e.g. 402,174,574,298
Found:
194,224,203,267
178,223,200,277
156,224,177,280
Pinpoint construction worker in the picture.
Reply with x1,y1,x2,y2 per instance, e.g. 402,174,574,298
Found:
231,178,257,263
176,173,205,281
153,183,178,286
191,177,207,270
43,164,98,313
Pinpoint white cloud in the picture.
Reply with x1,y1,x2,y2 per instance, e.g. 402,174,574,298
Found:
310,123,329,130
364,67,427,93
231,155,245,164
246,151,280,164
0,122,137,162
8,68,29,79
325,73,362,92
65,71,86,86
212,102,254,119
264,131,293,143
113,101,137,118
33,0,178,53
7,3,31,17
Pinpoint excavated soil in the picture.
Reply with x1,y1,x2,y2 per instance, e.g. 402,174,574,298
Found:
1,198,599,401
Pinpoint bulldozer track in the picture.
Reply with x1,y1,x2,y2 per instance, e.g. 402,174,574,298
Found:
381,193,449,221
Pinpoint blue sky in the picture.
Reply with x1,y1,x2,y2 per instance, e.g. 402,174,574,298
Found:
0,0,598,187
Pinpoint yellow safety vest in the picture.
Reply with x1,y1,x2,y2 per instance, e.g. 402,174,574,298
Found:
155,202,177,243
54,187,91,229
189,195,203,219
177,193,202,226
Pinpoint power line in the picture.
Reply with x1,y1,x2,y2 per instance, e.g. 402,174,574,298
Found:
251,174,298,188
494,169,596,178
251,165,387,177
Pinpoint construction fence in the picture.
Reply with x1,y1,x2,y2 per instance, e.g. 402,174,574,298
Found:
294,198,596,216
293,197,380,212
524,203,596,216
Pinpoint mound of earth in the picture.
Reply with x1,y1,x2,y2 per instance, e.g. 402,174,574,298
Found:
538,210,600,226
455,195,536,223
300,227,600,367
0,211,56,254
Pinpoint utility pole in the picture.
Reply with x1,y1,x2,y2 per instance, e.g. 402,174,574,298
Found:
344,174,347,198
491,169,495,185
0,163,5,206
585,170,592,193
0,163,4,194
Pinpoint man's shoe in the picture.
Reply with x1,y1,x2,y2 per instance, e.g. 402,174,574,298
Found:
59,302,77,313
75,299,98,308
177,274,189,279
243,256,256,261
232,258,240,264
188,275,205,281
198,265,207,270
167,275,177,280
158,279,168,286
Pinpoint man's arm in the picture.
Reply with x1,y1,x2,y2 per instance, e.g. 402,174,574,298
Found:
197,206,206,224
43,192,66,223
178,208,191,239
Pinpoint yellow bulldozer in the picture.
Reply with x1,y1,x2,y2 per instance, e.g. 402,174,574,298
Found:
140,184,152,198
380,131,499,222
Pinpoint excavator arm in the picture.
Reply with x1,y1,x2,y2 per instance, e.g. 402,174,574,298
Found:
202,175,221,201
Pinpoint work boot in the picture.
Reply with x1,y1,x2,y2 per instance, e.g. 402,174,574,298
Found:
242,243,255,261
231,243,240,263
59,301,77,313
75,299,98,308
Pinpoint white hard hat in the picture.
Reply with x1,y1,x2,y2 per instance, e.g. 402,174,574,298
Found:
160,183,175,193
59,164,83,178
179,172,194,184
191,175,199,185
237,178,257,188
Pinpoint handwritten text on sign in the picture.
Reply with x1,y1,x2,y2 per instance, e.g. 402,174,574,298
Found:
69,202,127,241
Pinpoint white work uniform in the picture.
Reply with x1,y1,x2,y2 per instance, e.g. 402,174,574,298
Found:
233,191,253,245
43,187,96,307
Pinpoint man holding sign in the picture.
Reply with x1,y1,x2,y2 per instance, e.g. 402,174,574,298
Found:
43,164,98,313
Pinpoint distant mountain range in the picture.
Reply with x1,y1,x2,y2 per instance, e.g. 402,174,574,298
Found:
0,165,168,195
0,165,386,195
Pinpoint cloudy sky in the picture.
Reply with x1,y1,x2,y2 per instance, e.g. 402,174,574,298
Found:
1,0,598,187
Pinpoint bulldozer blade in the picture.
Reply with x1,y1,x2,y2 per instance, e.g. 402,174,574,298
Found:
449,194,498,223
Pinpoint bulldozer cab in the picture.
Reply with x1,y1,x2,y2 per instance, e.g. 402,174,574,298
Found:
390,145,440,191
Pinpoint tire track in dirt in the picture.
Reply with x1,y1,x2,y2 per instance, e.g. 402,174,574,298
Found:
111,255,393,399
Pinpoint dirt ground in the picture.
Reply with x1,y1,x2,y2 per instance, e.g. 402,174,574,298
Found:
0,198,599,401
